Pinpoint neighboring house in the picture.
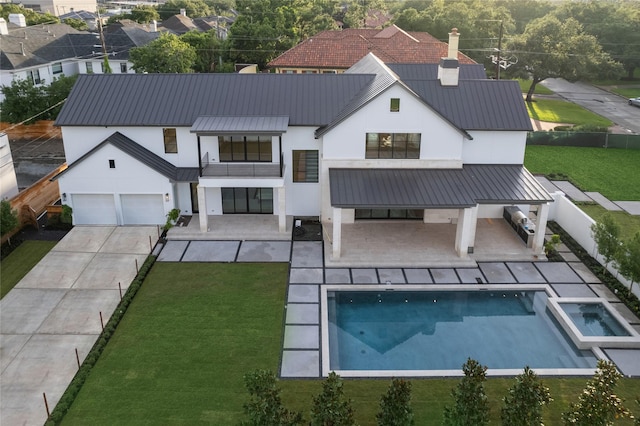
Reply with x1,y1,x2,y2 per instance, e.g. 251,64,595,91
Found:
54,30,552,259
19,0,97,16
0,16,159,100
267,25,476,74
59,10,106,31
160,12,229,39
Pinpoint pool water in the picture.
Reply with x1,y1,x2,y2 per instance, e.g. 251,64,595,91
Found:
327,290,598,371
561,303,631,337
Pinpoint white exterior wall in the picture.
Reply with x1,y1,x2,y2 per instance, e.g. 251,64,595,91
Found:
462,131,527,164
282,126,321,216
0,133,19,200
175,182,193,215
62,126,199,167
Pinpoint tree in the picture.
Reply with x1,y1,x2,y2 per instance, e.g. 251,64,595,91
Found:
129,33,197,73
443,358,489,426
130,5,160,23
310,372,355,426
0,200,19,237
63,17,88,31
505,15,623,102
376,378,414,426
0,4,59,25
156,0,211,21
591,213,621,268
562,360,631,425
241,369,304,426
0,74,77,123
501,366,552,426
180,30,226,73
616,232,640,298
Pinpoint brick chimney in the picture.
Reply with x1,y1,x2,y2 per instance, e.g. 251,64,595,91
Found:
438,28,460,87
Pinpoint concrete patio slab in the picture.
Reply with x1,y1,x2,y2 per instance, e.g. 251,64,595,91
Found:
456,268,485,283
555,243,570,253
325,268,351,284
236,241,291,262
287,285,319,303
15,252,95,289
98,226,159,254
559,252,580,262
506,262,547,283
181,240,240,262
585,192,622,211
51,226,114,253
156,240,189,261
285,304,319,325
534,175,559,194
289,268,324,284
280,350,320,378
588,284,620,302
603,349,640,377
535,263,582,283
377,269,406,284
0,289,67,334
569,263,601,284
37,290,121,335
351,268,379,284
283,325,319,349
291,241,323,268
403,269,433,284
614,201,640,215
431,268,460,284
549,283,597,298
72,253,147,290
0,334,95,426
609,303,640,325
552,181,593,202
0,334,30,373
478,263,516,283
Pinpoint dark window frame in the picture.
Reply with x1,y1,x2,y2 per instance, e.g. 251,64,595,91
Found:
355,209,424,220
218,136,272,162
292,150,319,183
52,62,63,74
120,62,128,73
390,98,400,112
109,159,116,168
163,128,178,153
365,133,421,159
221,187,273,214
26,69,42,85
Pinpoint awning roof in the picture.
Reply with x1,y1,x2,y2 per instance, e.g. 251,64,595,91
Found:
329,165,553,209
190,116,289,135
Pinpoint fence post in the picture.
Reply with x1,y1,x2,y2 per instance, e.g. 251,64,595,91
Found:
99,311,104,330
43,392,50,417
75,348,81,369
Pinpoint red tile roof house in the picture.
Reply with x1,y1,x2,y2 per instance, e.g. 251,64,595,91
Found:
267,25,476,74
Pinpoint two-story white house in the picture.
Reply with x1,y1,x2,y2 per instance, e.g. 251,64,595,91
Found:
54,30,552,260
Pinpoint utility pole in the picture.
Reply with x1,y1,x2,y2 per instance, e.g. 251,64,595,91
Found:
96,9,112,73
495,20,503,80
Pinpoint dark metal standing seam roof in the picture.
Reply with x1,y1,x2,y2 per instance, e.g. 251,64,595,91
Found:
329,165,552,209
190,116,289,134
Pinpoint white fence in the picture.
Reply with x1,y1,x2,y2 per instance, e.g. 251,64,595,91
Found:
548,192,639,299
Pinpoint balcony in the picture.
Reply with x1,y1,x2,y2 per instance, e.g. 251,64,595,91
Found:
200,152,283,178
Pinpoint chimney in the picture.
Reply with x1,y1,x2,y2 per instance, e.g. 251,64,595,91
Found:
8,13,27,28
180,8,186,16
0,18,8,35
20,42,25,56
151,20,157,32
438,28,460,87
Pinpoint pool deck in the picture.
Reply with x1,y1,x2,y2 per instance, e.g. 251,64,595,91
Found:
157,227,640,378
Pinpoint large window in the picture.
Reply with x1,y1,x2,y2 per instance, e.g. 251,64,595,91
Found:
365,133,421,159
52,62,63,74
292,150,318,182
86,62,93,73
120,63,128,73
163,128,178,153
26,69,42,85
219,136,272,162
222,188,273,214
355,209,424,220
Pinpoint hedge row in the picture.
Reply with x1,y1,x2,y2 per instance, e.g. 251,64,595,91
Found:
548,221,640,317
44,254,157,425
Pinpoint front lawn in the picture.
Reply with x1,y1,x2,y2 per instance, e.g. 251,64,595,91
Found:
60,262,640,425
578,204,640,241
0,240,57,299
525,98,613,127
524,145,640,201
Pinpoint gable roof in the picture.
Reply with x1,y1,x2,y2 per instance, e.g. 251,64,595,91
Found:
267,25,476,70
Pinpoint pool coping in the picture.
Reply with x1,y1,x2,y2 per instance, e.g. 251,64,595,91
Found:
320,284,612,377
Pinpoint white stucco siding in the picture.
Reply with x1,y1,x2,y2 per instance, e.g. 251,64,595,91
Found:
282,127,321,216
322,84,465,161
462,131,527,164
61,126,199,167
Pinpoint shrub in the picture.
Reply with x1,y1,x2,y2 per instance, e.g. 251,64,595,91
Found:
443,358,489,426
501,366,552,426
0,200,18,237
241,369,303,426
311,372,356,426
377,378,414,426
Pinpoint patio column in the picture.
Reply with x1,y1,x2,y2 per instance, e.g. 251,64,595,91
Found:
197,184,208,232
467,204,479,249
277,186,286,233
332,207,342,259
455,207,473,257
532,202,550,254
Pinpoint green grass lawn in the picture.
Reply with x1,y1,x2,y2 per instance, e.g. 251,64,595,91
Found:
0,240,57,299
525,98,613,127
516,78,554,95
578,204,640,241
60,262,640,425
525,146,640,201
611,87,640,98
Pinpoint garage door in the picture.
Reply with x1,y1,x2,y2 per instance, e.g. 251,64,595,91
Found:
121,194,165,225
72,194,117,225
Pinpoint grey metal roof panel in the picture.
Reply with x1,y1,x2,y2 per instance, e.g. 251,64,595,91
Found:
388,63,487,80
191,116,289,134
329,165,552,208
55,73,374,127
175,167,199,182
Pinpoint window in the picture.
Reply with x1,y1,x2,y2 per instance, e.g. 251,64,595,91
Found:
120,63,128,73
302,70,317,74
26,69,42,85
292,150,319,182
86,62,93,73
282,69,297,74
390,98,400,112
109,159,115,168
221,188,273,214
100,61,105,73
322,70,337,74
365,133,421,159
218,136,272,162
355,209,424,220
52,62,63,74
163,128,178,153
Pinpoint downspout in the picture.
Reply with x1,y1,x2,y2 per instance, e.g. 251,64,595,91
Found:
197,135,202,177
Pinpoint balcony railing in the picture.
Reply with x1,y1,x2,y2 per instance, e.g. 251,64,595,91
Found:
200,152,283,178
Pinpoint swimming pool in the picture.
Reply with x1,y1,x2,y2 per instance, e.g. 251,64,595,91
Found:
322,285,600,376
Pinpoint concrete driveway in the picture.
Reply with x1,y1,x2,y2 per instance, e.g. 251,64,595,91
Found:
0,226,158,426
541,78,640,134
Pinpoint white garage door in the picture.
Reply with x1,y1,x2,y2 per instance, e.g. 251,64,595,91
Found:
72,194,117,225
121,194,165,225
